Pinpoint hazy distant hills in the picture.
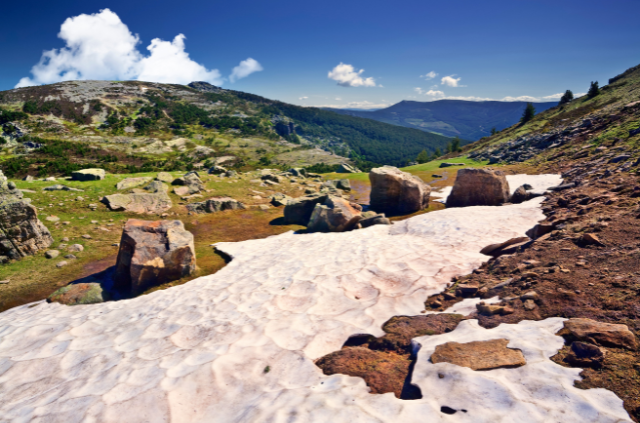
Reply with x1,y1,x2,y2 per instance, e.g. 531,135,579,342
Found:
327,100,558,140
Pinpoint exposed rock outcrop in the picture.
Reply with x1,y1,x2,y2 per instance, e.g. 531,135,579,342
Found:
283,194,328,225
47,283,111,305
172,172,205,194
101,181,172,214
113,219,196,295
0,170,53,261
559,318,637,350
430,339,526,370
71,168,105,181
307,196,362,233
446,168,510,208
116,177,153,190
337,163,361,173
186,197,246,213
369,166,430,215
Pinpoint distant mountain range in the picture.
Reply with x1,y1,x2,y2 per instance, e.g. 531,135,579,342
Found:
326,100,558,140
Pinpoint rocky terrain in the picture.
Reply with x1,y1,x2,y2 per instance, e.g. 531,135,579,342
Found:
1,63,640,422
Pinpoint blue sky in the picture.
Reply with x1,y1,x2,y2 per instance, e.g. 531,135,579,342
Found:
2,0,640,108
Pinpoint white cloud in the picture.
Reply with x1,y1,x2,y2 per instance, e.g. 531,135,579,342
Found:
335,97,341,101
328,63,377,87
229,57,263,83
542,93,563,100
502,95,540,102
441,75,463,87
414,87,445,97
136,34,222,85
420,71,437,80
299,96,308,100
412,88,569,103
15,8,259,88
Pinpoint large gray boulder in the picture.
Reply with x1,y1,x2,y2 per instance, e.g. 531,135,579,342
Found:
446,168,510,208
0,170,53,260
307,196,362,233
71,168,105,181
172,172,205,194
369,166,430,215
101,181,172,214
116,177,153,190
283,194,328,225
186,197,246,213
113,219,196,296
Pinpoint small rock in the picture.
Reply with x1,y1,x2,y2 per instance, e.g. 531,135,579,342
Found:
64,254,77,259
565,341,606,368
68,244,84,252
259,204,270,211
56,261,68,268
523,299,537,310
61,237,69,242
45,250,59,259
45,215,60,222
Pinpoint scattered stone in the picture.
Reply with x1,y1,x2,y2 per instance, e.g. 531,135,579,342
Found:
116,177,153,190
56,261,68,268
45,215,60,222
430,339,526,370
43,184,83,192
287,168,307,178
113,219,196,295
480,237,530,256
439,162,466,168
526,223,554,239
560,318,637,350
155,172,174,183
336,179,351,191
23,175,35,182
102,181,172,214
307,196,363,233
564,341,606,368
81,234,92,239
476,302,514,316
269,193,292,207
45,250,59,259
68,244,84,253
523,299,537,310
580,233,606,247
207,165,227,175
64,254,77,259
186,197,246,214
446,168,509,207
359,212,391,228
369,166,430,215
337,163,361,173
71,168,105,181
283,194,328,225
224,170,238,178
47,282,111,305
61,237,69,242
172,172,205,194
258,204,270,211
456,283,479,297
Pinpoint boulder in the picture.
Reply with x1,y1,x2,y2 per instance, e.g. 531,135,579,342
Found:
307,196,362,233
23,175,35,182
71,169,105,181
283,194,328,225
113,219,196,295
480,236,531,256
269,193,292,207
186,197,246,214
369,166,430,215
101,182,172,214
287,168,307,178
359,212,391,228
173,186,190,196
116,177,153,190
564,341,606,368
337,163,361,173
430,339,526,370
207,165,227,175
0,170,53,260
446,168,510,208
559,318,637,350
43,185,83,192
336,179,351,191
155,172,174,183
172,172,205,194
224,170,238,178
47,283,111,305
261,174,282,183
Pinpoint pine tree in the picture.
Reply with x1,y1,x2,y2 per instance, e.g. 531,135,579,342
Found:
490,127,497,135
451,136,461,152
559,90,574,105
434,147,442,158
587,81,600,98
520,102,536,124
416,149,429,164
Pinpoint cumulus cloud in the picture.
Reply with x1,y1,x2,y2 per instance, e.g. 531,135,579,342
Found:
299,96,308,100
15,9,259,88
441,75,463,87
420,71,437,80
229,58,263,83
308,100,388,109
414,87,445,97
328,63,377,87
542,93,563,100
413,87,569,102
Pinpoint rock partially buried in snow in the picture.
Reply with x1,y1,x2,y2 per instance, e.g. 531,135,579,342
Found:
446,168,510,208
307,196,362,233
71,168,105,181
559,318,637,350
113,219,196,296
186,197,246,214
369,166,430,215
430,338,526,370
